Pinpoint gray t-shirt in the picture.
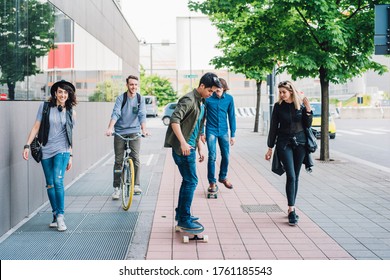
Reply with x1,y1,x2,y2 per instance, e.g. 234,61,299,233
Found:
36,103,72,160
111,93,147,135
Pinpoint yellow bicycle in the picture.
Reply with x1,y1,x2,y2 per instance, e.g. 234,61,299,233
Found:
113,132,143,210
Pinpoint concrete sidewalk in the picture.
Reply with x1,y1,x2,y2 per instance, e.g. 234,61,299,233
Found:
0,117,389,260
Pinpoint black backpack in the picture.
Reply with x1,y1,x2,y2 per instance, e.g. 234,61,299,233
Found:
121,92,141,110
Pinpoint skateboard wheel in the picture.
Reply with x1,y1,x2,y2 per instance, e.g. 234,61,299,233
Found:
174,225,181,232
203,235,209,243
183,236,189,243
207,194,211,198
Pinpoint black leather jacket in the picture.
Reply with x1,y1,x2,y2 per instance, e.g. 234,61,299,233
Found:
267,101,313,149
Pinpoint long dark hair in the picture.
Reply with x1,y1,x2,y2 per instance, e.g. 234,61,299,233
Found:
49,83,77,110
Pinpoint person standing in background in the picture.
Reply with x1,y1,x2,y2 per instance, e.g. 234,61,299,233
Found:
202,78,236,193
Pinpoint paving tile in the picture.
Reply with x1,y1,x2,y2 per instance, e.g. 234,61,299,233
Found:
198,250,224,260
247,250,277,259
147,244,172,252
172,251,199,260
273,250,302,259
223,250,250,259
146,251,172,260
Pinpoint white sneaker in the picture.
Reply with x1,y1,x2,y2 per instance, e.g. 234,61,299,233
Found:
49,214,57,228
57,214,67,232
112,187,120,200
134,185,142,195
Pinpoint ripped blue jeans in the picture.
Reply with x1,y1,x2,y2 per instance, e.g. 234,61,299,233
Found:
41,153,70,215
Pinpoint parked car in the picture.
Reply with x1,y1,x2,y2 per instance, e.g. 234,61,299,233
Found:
144,96,158,117
162,102,177,126
310,102,336,139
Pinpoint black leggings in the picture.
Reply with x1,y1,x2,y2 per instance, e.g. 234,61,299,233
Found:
277,144,306,207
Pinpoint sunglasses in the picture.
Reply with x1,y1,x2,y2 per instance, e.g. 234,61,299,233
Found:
278,81,292,89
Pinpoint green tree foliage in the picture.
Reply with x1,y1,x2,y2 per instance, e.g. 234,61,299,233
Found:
89,79,124,102
190,0,388,160
190,0,285,132
140,70,177,107
0,0,55,100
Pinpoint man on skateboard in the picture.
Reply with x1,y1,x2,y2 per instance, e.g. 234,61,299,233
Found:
164,72,222,230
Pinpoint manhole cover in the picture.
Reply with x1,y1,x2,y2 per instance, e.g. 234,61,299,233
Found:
241,204,283,213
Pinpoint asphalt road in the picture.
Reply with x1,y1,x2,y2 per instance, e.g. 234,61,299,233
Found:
331,118,390,169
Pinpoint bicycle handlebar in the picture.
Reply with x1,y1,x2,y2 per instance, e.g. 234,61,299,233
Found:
111,132,145,141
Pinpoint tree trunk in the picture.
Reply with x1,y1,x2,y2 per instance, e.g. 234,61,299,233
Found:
7,81,16,101
253,80,262,133
319,66,330,161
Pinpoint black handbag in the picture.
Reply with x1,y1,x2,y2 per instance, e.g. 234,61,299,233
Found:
305,127,317,153
271,149,285,176
30,137,42,163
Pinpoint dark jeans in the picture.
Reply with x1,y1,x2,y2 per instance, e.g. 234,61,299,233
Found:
113,133,141,188
172,149,198,223
276,144,306,207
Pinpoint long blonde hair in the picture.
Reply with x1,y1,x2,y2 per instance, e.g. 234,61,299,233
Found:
277,80,302,110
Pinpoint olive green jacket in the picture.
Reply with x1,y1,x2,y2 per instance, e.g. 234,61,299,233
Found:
164,89,205,155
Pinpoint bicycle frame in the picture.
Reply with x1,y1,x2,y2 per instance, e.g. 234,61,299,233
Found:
112,132,143,210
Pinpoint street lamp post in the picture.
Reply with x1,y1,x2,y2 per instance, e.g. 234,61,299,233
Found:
140,40,172,75
150,44,153,74
189,16,193,88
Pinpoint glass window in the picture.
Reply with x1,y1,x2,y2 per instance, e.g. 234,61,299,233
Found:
1,0,125,102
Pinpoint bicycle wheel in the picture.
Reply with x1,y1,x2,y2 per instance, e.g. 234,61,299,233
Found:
121,158,135,210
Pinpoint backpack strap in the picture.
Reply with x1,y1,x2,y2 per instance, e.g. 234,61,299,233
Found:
38,102,51,145
121,92,141,110
43,101,50,115
136,92,141,109
121,92,127,110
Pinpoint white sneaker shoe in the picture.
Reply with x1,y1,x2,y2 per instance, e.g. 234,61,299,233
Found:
112,187,120,200
56,214,67,232
134,185,142,195
49,214,57,228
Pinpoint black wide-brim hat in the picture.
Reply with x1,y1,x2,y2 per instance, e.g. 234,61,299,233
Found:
50,80,76,95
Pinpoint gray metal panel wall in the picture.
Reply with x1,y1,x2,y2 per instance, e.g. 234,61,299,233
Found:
0,101,115,237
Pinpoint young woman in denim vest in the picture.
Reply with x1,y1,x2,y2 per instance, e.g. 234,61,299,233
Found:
23,80,77,231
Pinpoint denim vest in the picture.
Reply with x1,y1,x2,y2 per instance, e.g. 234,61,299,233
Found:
39,102,73,147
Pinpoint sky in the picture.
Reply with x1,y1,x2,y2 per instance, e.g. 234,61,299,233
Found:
120,0,221,70
121,0,202,44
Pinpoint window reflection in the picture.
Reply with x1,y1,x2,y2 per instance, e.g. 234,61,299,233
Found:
0,0,123,101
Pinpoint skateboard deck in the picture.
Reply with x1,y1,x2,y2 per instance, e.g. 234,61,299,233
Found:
175,222,208,243
207,185,219,199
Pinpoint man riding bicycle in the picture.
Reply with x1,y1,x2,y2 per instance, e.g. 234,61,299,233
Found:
105,75,149,199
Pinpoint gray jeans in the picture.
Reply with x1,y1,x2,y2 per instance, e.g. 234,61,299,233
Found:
113,133,141,188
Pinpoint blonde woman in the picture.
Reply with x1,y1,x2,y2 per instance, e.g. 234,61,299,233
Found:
265,81,312,226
